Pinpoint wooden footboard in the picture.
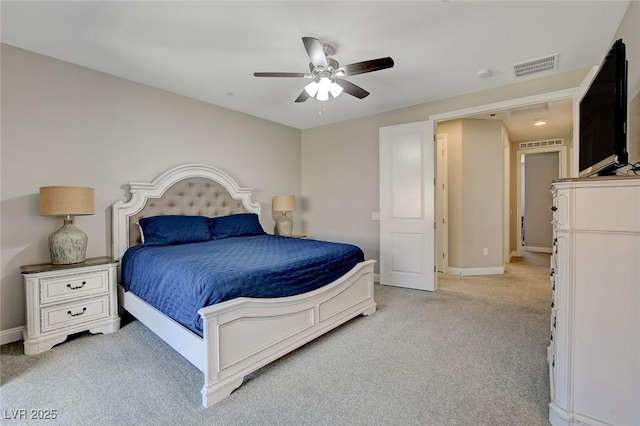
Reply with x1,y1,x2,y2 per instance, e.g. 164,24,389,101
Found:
199,259,376,407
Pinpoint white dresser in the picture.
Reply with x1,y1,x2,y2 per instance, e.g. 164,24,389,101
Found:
21,257,120,355
549,176,640,426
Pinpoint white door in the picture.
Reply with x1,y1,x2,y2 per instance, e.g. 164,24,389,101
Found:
379,121,436,291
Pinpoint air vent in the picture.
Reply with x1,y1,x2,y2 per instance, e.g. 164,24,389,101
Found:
513,54,558,78
519,139,563,150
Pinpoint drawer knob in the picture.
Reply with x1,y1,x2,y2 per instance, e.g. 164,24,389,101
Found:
67,307,87,317
551,206,558,212
67,281,87,290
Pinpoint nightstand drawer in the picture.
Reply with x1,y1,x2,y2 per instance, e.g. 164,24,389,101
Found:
41,296,110,333
22,257,120,355
40,271,108,305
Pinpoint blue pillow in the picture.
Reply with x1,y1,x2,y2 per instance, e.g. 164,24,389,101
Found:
138,215,213,246
211,213,266,239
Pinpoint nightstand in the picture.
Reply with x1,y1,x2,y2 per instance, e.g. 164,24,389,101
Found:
21,256,120,355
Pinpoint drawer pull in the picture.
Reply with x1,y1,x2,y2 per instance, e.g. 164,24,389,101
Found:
551,206,558,212
550,333,554,341
67,281,87,290
67,307,87,317
551,301,554,308
550,268,555,277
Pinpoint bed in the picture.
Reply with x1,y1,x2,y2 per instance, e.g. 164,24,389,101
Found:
112,163,376,407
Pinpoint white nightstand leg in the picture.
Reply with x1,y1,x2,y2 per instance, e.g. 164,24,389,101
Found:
89,318,120,335
23,334,68,356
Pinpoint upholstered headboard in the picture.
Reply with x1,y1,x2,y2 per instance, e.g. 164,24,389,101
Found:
112,164,261,260
127,177,248,247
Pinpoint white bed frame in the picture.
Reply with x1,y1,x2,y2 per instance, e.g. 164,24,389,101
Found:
112,164,376,407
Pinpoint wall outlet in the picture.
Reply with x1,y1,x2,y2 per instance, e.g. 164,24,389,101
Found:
371,212,381,221
483,248,488,256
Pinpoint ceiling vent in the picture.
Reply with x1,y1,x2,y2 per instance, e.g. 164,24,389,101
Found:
513,54,558,78
519,139,564,150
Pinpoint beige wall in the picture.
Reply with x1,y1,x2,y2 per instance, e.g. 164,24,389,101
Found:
437,119,504,269
302,69,589,273
300,0,639,273
4,2,635,333
1,45,301,331
458,119,504,268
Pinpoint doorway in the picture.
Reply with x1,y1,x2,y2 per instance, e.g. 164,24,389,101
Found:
516,146,567,257
520,151,560,253
430,88,575,272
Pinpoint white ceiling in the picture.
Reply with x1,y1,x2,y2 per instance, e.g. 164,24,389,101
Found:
1,1,630,132
465,98,575,143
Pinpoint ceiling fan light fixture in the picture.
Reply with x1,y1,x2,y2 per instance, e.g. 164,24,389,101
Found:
316,89,330,102
329,82,343,98
318,77,331,90
304,81,319,97
316,77,332,101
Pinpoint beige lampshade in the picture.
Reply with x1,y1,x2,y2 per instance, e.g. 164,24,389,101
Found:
39,186,95,216
272,195,296,212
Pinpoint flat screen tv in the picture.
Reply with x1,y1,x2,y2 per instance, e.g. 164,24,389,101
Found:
579,39,628,177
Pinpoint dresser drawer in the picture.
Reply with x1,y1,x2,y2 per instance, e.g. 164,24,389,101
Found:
40,271,108,305
41,296,110,333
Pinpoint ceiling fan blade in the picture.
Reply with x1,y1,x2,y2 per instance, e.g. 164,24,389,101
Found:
337,57,394,76
253,72,309,78
302,37,327,69
295,90,310,103
334,78,369,99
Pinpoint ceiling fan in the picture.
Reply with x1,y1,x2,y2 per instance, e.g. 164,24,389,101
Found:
254,37,394,103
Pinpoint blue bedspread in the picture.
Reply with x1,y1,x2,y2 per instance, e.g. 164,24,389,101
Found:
121,235,364,335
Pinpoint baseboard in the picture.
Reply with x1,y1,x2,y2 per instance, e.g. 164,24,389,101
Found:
447,266,505,276
1,326,24,345
510,251,520,259
523,246,552,253
548,403,571,426
506,251,513,263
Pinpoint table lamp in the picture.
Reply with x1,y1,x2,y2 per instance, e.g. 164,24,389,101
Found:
39,186,95,264
273,195,296,237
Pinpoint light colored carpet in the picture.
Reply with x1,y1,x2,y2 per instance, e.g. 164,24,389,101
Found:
1,253,551,425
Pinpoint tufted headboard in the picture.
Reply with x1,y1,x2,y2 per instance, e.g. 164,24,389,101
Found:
127,177,248,247
112,164,261,261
